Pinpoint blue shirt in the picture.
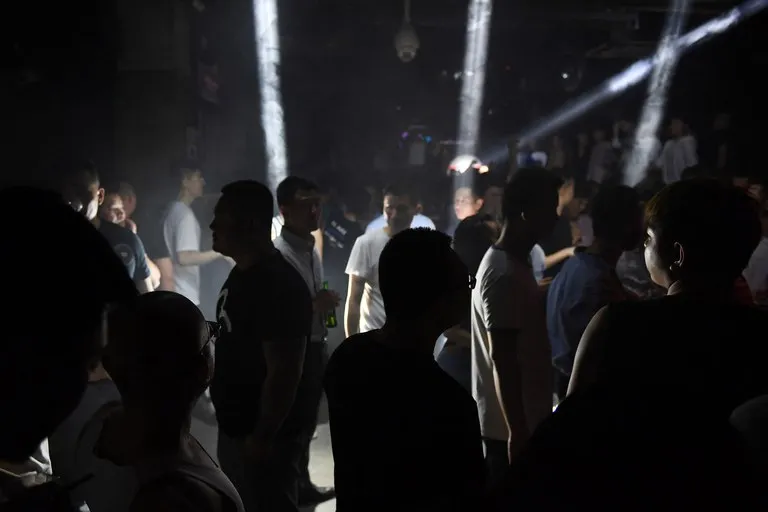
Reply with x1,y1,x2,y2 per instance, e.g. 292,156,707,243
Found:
546,250,612,376
365,213,435,233
98,220,151,284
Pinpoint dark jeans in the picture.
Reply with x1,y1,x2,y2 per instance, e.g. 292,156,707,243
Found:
218,433,303,512
483,438,509,490
436,345,472,394
296,341,329,486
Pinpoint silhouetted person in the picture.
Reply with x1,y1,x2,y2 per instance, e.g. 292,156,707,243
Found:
98,292,244,512
0,186,137,509
493,179,768,510
437,213,498,392
210,181,313,512
471,168,561,485
325,228,484,512
546,185,642,399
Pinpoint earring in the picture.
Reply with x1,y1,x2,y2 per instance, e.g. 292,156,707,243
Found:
520,211,526,221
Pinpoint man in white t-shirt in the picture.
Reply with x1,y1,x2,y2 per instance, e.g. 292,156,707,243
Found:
365,185,435,233
163,163,226,305
471,168,561,486
657,118,698,184
345,184,416,336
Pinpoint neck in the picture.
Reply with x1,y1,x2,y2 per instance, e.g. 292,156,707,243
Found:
586,238,623,267
282,224,311,239
178,190,195,206
496,224,534,262
667,279,736,298
233,244,274,270
91,216,101,229
101,408,189,464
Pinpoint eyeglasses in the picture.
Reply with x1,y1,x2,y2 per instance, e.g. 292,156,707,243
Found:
202,321,221,352
468,274,477,290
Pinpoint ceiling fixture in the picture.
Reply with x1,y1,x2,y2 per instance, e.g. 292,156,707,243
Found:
394,0,420,63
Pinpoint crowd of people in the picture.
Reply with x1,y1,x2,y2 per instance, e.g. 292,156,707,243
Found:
1,122,768,511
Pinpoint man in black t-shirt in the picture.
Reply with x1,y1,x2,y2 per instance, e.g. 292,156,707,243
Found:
61,163,153,292
325,229,485,511
209,181,312,512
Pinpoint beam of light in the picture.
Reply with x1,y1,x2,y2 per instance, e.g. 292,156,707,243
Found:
455,0,493,192
624,0,691,187
254,0,288,194
480,0,767,164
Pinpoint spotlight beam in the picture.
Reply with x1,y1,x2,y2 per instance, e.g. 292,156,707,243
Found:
455,0,493,192
254,0,288,194
511,0,767,149
624,0,691,186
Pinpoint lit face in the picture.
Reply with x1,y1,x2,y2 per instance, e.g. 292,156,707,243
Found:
182,170,205,199
64,181,104,222
454,187,483,221
282,188,322,234
383,194,415,233
669,119,684,138
101,194,126,225
120,192,137,218
644,227,672,288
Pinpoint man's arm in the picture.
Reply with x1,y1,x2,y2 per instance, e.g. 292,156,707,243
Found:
544,247,575,269
176,250,221,267
155,257,175,291
132,234,154,294
251,337,307,444
344,275,365,337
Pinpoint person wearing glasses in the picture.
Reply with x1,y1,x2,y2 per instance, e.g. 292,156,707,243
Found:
96,291,243,512
325,228,484,512
209,181,313,512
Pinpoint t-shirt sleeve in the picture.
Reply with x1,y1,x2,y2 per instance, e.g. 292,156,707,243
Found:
263,268,313,344
132,233,151,281
481,270,524,331
175,209,200,253
345,237,371,279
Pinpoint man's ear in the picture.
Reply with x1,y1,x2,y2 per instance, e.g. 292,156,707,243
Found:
97,188,106,206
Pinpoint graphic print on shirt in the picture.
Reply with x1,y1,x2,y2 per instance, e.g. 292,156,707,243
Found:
113,243,135,273
216,288,232,333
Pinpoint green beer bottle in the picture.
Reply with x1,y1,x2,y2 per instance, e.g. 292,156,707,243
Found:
323,281,338,328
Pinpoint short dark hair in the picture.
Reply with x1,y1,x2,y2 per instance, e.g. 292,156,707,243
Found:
61,159,100,191
502,168,562,222
219,180,274,233
106,291,209,420
0,187,137,461
379,228,466,322
171,159,200,181
452,214,496,276
591,185,641,240
382,182,419,204
645,179,761,281
118,181,136,198
276,176,318,207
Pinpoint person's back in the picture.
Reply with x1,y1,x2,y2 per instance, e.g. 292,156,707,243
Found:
325,332,484,511
326,229,485,511
582,297,768,413
100,292,244,512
